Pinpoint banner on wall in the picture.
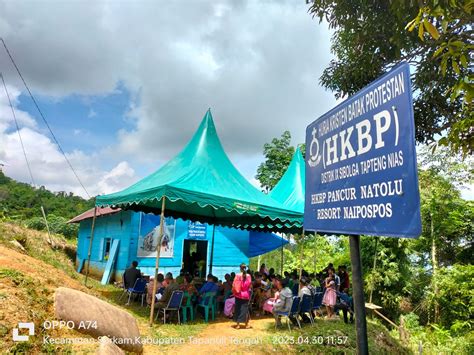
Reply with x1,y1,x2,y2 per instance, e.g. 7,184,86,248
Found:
137,214,175,258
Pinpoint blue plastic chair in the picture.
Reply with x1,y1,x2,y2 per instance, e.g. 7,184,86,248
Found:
311,292,324,320
275,296,301,330
196,291,216,322
299,294,314,325
181,291,194,323
156,290,184,324
120,278,147,306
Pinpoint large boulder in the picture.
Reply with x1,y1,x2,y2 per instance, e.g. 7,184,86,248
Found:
97,336,126,355
54,287,142,353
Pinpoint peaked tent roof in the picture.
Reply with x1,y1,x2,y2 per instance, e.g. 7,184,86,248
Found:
96,110,302,232
269,149,305,213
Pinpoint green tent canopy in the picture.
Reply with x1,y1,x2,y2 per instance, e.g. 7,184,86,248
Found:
269,149,305,213
96,110,302,232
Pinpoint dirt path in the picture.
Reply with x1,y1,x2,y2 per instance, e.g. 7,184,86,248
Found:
161,317,277,355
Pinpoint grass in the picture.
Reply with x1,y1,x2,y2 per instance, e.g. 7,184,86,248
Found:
0,221,411,354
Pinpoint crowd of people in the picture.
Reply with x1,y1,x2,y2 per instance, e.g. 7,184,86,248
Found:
122,260,354,327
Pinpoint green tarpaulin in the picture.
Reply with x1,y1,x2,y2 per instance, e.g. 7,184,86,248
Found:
269,149,305,213
96,110,302,232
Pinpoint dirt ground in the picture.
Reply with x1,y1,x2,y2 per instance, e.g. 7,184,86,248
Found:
160,317,278,355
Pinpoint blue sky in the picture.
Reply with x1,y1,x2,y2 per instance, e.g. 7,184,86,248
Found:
0,1,471,201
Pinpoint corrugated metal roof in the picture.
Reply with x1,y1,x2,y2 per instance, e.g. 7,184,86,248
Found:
67,207,121,223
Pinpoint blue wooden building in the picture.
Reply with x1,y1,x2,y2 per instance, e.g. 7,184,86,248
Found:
71,207,286,282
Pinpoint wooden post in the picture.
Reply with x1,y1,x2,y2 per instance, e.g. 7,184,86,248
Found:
149,197,166,326
280,234,284,275
349,234,368,355
85,205,97,286
40,205,53,246
369,237,378,304
209,225,216,275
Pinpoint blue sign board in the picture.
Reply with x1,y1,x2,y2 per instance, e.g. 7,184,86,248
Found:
187,221,207,240
304,62,421,238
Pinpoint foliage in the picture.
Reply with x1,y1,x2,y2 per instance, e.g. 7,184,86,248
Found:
25,214,78,238
0,171,93,238
361,237,413,318
426,264,474,332
398,312,474,354
416,168,473,267
256,131,295,192
308,0,473,154
283,234,350,275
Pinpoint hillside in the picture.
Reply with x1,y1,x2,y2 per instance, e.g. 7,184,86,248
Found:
0,222,410,354
0,171,94,237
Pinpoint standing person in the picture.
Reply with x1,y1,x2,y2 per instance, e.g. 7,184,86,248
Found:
322,270,337,319
231,263,252,329
338,265,350,291
260,263,269,276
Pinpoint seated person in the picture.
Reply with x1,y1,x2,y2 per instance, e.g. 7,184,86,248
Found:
192,270,204,290
155,273,180,310
298,277,313,323
175,269,185,285
272,278,293,327
224,294,235,318
335,288,354,324
199,274,219,295
147,273,165,305
123,261,141,289
179,273,198,304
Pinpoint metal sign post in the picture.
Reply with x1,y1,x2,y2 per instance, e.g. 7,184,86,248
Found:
350,235,368,354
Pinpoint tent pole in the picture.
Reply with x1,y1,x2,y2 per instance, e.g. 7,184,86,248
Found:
149,197,166,326
298,230,305,289
257,255,261,272
209,224,216,275
280,234,284,275
84,204,97,286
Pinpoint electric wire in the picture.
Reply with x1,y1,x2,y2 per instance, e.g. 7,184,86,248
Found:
0,37,91,198
0,72,36,187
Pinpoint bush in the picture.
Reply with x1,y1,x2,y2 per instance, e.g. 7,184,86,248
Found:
428,264,474,332
25,214,78,239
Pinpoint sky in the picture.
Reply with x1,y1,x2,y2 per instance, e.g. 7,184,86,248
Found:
0,0,338,198
0,1,472,201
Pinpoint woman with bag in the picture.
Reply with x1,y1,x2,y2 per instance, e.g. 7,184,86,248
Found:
231,263,252,329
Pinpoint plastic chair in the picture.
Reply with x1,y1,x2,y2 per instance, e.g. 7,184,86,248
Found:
299,294,314,325
120,278,147,306
181,291,194,323
196,291,216,322
275,296,301,330
311,292,324,321
155,290,184,324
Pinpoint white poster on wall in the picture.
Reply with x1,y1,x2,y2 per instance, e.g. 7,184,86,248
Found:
137,215,175,258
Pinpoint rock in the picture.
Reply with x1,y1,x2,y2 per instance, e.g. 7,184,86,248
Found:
54,287,142,353
9,240,26,252
97,336,125,355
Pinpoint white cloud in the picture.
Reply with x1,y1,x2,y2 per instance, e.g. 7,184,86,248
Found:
0,1,335,162
0,1,338,196
0,86,137,197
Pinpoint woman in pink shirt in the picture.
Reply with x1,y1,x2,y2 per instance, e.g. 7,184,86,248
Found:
231,263,252,329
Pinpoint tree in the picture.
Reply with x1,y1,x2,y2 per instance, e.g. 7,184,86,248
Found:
255,131,295,192
309,0,473,154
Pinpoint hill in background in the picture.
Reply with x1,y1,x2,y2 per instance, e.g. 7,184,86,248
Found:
0,171,94,237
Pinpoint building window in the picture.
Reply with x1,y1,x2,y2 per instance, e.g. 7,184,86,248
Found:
103,238,111,261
